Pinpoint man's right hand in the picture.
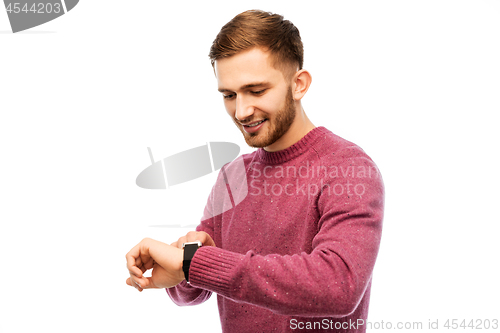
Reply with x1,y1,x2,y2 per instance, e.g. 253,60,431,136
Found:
171,231,216,249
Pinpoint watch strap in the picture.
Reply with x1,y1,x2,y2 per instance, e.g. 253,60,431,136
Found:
182,242,201,283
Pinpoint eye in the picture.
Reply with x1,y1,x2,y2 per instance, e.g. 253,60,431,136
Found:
251,89,266,95
223,93,235,100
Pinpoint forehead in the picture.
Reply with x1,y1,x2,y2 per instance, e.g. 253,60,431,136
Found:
215,47,284,91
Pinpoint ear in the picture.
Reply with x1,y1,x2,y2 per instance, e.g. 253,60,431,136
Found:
291,69,312,101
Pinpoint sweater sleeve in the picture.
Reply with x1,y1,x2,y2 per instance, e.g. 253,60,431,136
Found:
186,149,384,317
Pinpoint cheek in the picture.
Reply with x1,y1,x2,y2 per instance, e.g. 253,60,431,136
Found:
259,96,282,115
224,100,235,117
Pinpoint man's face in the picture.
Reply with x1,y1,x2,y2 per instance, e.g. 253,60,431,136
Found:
214,47,297,150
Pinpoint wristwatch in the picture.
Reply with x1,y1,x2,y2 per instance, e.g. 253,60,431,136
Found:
182,241,202,283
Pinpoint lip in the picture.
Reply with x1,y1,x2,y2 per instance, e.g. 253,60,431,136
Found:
242,119,267,133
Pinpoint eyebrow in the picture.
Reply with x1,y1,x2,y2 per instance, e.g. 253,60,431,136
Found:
218,81,271,93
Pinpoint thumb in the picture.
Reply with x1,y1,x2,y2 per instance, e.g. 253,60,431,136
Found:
138,276,158,289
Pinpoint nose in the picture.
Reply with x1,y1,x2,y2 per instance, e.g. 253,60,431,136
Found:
235,95,254,122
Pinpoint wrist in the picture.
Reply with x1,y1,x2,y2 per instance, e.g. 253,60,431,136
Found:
178,248,185,282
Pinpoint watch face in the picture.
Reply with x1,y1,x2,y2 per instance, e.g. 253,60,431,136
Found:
182,241,202,248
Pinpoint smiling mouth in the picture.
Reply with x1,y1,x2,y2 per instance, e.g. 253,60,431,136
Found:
243,119,267,127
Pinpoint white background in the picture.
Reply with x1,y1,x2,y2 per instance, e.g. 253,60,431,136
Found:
1,1,499,332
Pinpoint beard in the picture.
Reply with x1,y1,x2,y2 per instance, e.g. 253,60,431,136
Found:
233,86,296,149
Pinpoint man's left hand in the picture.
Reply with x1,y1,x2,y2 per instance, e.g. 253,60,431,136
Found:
125,238,184,291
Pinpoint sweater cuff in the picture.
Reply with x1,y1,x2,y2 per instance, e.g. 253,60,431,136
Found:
188,246,243,296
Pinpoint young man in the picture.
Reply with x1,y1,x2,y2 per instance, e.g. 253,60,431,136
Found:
126,10,384,332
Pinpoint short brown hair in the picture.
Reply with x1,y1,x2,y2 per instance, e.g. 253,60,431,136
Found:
209,10,304,81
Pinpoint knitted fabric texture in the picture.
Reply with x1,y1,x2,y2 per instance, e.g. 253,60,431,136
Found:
167,126,385,333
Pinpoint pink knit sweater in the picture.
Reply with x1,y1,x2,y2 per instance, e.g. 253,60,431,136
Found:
167,126,384,332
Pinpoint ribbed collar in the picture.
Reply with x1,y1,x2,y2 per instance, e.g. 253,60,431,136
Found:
255,126,329,165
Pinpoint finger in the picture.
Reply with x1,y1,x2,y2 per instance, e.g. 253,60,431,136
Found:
186,231,213,246
186,231,198,242
126,245,144,278
143,256,155,270
130,275,144,291
197,232,208,244
198,231,216,247
135,255,150,273
176,236,187,248
138,276,156,290
126,276,143,292
135,265,148,276
139,247,152,270
134,280,144,291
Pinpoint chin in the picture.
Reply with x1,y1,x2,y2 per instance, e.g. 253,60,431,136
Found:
242,129,274,149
